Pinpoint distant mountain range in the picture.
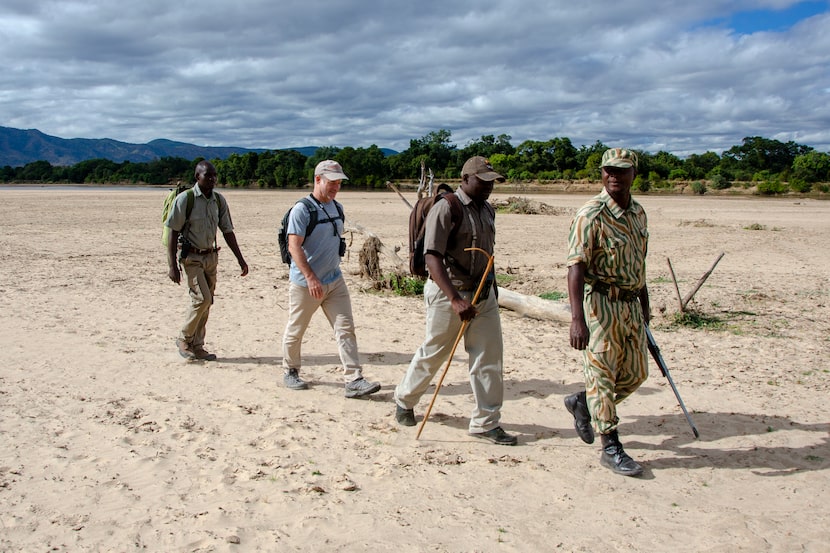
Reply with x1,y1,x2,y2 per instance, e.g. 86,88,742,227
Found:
0,126,397,167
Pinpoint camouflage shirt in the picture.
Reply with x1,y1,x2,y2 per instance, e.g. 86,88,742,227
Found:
566,188,648,290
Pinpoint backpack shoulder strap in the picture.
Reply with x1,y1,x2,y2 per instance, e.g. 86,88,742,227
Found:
297,196,318,237
443,192,464,231
333,199,345,222
185,188,195,220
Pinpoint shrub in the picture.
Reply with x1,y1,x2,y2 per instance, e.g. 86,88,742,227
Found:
690,181,707,195
710,174,731,190
633,175,650,192
788,179,812,193
756,180,788,195
388,274,425,296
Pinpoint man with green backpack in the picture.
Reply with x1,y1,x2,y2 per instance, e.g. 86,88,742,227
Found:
164,160,248,361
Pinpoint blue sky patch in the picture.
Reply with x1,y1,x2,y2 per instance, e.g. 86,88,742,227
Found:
705,1,828,34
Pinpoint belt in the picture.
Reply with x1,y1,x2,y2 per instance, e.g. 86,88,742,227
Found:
180,246,220,255
590,281,640,302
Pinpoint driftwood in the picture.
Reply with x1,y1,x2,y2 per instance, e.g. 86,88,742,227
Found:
358,236,383,283
415,161,434,200
497,288,572,322
346,221,407,273
385,181,413,210
667,253,725,312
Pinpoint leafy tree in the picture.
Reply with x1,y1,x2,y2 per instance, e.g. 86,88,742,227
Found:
18,160,54,181
683,151,720,179
668,168,688,180
647,150,683,179
459,134,515,160
304,146,342,183
336,145,389,188
792,151,830,183
722,136,812,177
392,130,456,179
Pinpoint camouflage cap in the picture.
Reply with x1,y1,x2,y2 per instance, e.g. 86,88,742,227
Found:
600,148,638,169
461,156,505,182
314,159,349,180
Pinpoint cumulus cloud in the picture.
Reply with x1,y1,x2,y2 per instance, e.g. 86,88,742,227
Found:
1,0,828,155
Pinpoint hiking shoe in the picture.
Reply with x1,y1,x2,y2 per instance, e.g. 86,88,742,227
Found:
191,346,217,361
564,391,595,444
395,405,416,426
472,427,517,446
345,377,381,398
283,368,308,390
176,339,195,360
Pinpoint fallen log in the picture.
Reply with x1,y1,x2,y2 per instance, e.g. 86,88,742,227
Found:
348,218,571,323
497,288,572,322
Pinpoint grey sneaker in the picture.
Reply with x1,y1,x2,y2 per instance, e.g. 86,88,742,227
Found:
345,377,381,398
176,339,195,360
283,368,308,390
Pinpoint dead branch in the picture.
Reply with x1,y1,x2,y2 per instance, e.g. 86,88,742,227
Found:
666,257,684,312
681,253,725,309
386,181,413,210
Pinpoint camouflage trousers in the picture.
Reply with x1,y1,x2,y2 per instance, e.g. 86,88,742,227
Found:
581,292,648,434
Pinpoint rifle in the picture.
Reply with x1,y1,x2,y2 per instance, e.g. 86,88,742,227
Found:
645,326,700,438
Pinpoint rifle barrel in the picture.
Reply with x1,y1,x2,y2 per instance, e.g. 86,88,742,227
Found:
645,326,700,439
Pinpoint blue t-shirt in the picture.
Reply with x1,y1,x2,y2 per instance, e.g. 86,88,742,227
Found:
287,198,344,286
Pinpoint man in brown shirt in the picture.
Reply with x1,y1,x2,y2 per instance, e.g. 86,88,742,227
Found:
393,156,516,445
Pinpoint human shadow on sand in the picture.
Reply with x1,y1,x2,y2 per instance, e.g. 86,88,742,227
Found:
622,411,830,475
217,351,414,366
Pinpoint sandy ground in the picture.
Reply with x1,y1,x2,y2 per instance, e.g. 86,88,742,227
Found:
0,186,828,552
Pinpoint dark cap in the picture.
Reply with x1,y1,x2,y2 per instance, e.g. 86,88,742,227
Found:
461,156,505,182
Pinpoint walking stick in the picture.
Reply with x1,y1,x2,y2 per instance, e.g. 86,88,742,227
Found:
416,248,495,440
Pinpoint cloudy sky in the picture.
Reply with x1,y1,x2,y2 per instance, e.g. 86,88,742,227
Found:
2,0,829,156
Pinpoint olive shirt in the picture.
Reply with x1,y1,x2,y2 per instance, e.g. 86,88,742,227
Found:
165,183,234,251
423,187,496,290
566,188,648,291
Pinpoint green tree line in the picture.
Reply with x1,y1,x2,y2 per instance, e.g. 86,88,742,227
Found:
2,133,829,194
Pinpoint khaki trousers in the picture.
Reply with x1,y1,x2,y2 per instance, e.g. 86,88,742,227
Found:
179,251,218,348
282,276,362,382
394,279,504,433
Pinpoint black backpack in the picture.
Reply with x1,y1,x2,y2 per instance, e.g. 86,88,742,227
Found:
408,192,463,277
278,195,345,264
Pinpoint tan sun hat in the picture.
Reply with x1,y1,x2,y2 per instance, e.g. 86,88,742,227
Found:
314,159,349,180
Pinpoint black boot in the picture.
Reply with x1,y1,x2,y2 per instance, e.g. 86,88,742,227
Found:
564,391,595,444
600,430,643,477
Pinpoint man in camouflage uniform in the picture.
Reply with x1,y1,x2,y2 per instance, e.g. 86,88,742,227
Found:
565,148,650,477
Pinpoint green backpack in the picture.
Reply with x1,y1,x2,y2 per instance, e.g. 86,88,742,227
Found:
161,184,194,246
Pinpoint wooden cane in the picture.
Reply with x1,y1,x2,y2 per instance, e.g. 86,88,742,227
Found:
416,248,495,439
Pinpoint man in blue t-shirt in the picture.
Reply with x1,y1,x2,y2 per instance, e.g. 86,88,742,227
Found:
281,160,381,398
